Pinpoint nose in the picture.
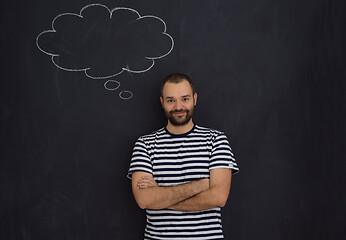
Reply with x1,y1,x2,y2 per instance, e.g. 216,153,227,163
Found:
175,100,183,110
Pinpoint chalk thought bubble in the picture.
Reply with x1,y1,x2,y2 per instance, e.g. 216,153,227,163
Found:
36,4,174,99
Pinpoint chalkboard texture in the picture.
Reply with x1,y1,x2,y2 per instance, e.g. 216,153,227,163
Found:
1,0,345,239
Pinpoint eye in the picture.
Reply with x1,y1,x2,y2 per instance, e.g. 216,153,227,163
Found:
182,98,189,102
167,99,175,103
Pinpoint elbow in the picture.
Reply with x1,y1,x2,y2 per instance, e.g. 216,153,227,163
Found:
136,199,145,209
218,198,227,208
133,187,162,210
215,193,229,208
136,198,150,209
136,196,158,210
137,202,147,210
133,188,154,209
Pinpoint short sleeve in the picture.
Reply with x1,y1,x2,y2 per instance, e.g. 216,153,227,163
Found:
209,132,239,174
127,137,153,179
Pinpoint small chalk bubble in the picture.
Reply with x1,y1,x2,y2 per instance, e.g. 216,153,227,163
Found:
119,90,133,100
104,80,120,90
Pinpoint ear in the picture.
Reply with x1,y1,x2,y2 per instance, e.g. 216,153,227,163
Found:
193,93,198,106
160,96,164,107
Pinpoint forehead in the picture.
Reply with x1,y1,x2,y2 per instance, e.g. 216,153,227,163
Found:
162,80,193,98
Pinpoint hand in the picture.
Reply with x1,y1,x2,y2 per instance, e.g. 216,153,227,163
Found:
137,176,158,189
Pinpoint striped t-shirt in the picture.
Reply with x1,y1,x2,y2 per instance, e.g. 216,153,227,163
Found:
128,125,239,240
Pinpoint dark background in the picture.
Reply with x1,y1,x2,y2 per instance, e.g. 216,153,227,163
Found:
1,0,345,239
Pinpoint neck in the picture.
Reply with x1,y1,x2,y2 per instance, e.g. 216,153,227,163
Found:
166,119,194,135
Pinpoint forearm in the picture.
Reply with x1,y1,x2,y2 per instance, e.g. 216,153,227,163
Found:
134,178,209,210
169,186,228,212
169,169,232,212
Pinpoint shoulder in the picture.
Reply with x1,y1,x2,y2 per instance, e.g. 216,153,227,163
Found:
194,125,226,138
136,127,166,143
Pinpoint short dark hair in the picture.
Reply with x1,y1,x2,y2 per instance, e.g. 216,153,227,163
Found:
160,73,195,97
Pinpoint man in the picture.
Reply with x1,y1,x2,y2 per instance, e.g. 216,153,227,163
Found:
128,73,239,239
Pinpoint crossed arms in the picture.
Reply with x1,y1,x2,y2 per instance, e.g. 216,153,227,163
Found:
131,168,232,212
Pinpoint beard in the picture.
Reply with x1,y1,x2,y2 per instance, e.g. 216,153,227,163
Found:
165,106,195,126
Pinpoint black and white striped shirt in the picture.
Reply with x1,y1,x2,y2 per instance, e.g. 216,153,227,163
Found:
128,125,239,240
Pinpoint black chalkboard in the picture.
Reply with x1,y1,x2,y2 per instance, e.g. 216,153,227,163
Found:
1,0,346,239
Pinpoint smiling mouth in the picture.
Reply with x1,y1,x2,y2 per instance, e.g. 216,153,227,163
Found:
174,112,185,116
171,110,188,116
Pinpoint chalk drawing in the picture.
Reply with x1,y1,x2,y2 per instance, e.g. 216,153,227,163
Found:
36,3,174,100
104,80,120,90
119,91,133,100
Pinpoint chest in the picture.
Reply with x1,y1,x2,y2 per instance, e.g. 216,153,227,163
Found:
148,139,213,185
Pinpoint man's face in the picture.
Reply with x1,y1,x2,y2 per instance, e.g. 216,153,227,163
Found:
160,80,197,126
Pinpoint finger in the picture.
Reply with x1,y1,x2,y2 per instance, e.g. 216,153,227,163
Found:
141,176,154,180
138,180,156,186
137,181,155,187
138,180,157,187
137,179,153,185
138,183,155,189
138,177,156,183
